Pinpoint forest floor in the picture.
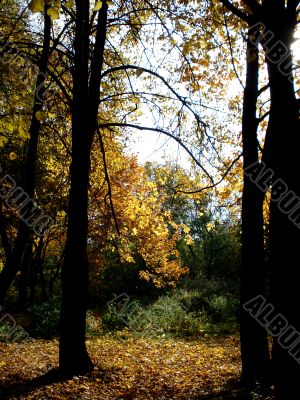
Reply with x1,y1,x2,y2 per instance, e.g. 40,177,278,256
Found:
0,333,274,400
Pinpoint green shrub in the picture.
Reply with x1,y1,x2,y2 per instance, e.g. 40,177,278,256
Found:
100,288,239,337
102,307,128,331
101,293,207,337
86,311,102,336
205,295,239,323
30,297,61,338
0,323,11,342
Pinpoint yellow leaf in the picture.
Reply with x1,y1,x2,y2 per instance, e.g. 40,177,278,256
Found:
0,137,8,147
47,7,60,19
132,96,140,105
9,152,17,160
6,122,14,132
28,0,44,13
18,125,30,139
35,110,47,121
65,0,74,8
93,1,102,11
106,0,113,5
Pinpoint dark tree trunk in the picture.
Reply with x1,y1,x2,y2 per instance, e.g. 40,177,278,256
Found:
267,51,300,400
29,237,44,305
59,0,92,375
59,0,108,375
17,239,33,309
262,3,300,398
59,138,93,374
240,27,271,386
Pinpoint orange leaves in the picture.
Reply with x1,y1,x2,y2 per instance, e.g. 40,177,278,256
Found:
89,138,188,288
0,335,250,399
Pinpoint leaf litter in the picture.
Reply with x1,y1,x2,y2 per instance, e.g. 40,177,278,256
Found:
0,334,274,399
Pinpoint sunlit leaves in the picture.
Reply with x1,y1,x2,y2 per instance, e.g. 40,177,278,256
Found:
47,6,60,20
93,1,103,11
18,122,30,139
65,0,74,8
28,0,44,13
0,335,245,399
28,0,61,19
89,139,189,288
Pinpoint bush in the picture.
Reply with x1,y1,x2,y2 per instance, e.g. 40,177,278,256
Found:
205,295,239,323
102,307,128,331
29,297,61,338
101,292,207,337
135,295,204,336
86,311,103,336
100,288,239,337
0,323,11,342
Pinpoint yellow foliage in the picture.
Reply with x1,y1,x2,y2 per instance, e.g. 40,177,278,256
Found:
28,0,44,13
89,136,188,288
93,1,103,11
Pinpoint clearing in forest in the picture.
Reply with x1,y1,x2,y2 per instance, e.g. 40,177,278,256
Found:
0,334,274,399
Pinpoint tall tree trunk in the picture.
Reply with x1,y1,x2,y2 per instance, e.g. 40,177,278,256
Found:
59,0,92,375
0,7,51,305
263,2,300,397
59,0,108,375
267,51,300,400
240,27,271,386
17,239,33,309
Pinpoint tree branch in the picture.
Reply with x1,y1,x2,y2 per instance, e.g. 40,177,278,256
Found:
96,127,120,236
101,65,207,129
98,122,215,183
174,153,243,194
219,0,251,23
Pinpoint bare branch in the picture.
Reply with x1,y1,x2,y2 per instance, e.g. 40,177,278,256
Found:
96,127,120,236
219,0,251,23
174,153,243,195
98,122,215,183
101,65,207,129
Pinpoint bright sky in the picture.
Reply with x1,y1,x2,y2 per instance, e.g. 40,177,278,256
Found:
128,31,300,166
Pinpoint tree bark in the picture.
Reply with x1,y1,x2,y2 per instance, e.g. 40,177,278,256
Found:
240,27,271,386
59,0,108,375
262,2,300,397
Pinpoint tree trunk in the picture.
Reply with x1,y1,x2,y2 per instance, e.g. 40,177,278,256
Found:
267,57,300,400
59,0,108,375
59,0,93,375
263,4,300,397
240,27,271,386
17,239,33,309
59,138,93,374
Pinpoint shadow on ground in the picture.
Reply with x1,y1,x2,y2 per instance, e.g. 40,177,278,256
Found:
0,370,274,400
